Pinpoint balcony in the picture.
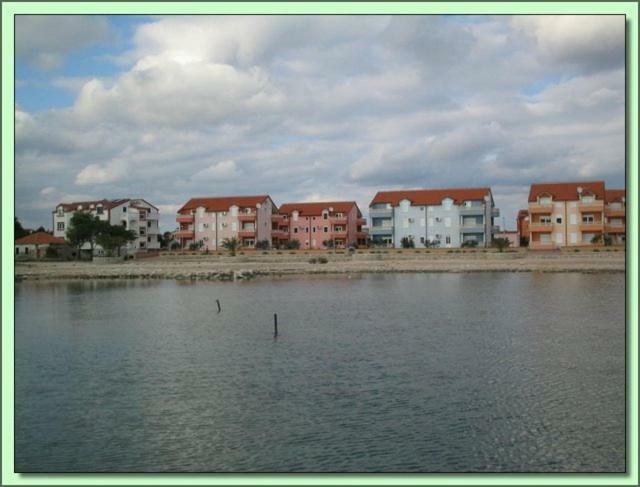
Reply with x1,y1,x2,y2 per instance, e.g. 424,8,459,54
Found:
605,208,625,218
529,222,553,232
579,202,604,213
332,217,348,225
369,208,393,218
528,204,553,214
492,208,500,218
175,230,194,239
176,215,194,223
238,214,256,222
332,230,348,238
271,214,285,223
530,242,555,250
272,229,289,238
579,222,603,232
357,231,368,239
357,218,367,226
460,224,484,234
605,224,625,234
238,230,256,238
369,226,393,236
459,206,484,216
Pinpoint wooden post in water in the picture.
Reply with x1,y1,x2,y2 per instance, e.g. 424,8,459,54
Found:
274,313,278,337
216,299,221,313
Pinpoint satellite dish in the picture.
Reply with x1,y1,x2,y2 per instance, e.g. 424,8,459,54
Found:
329,207,334,212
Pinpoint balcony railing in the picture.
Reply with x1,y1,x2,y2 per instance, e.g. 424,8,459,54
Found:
605,208,625,218
271,214,285,223
578,202,604,213
460,224,484,234
357,218,367,225
579,222,603,232
528,204,553,214
369,208,393,218
238,214,256,222
529,222,553,232
492,208,500,218
332,230,347,238
272,230,289,238
605,224,625,234
238,230,256,238
176,215,194,223
459,206,484,216
175,230,194,239
333,217,348,225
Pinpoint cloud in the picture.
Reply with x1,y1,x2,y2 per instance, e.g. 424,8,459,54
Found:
14,15,625,233
16,15,109,70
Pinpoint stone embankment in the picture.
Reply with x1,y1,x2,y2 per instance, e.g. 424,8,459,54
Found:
14,248,625,281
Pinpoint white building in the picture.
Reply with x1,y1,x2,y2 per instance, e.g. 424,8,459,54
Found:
52,198,160,254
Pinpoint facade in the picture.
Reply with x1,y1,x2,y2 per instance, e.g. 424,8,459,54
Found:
527,181,611,249
53,198,161,253
176,195,276,250
368,188,499,248
15,232,69,259
493,230,520,248
276,202,365,249
604,189,626,244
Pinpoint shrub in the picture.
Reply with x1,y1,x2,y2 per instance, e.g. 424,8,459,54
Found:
461,240,478,248
45,246,59,258
593,248,600,252
255,239,270,250
603,235,613,246
318,256,328,264
574,248,580,252
492,237,511,252
286,239,301,250
591,234,602,244
400,236,415,248
308,258,318,264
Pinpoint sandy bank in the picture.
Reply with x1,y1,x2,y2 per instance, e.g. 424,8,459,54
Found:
14,249,625,281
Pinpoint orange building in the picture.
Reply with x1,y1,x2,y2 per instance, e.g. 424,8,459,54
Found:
527,181,609,249
604,189,626,244
516,209,529,246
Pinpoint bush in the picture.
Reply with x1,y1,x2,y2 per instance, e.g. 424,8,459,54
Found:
286,239,301,250
255,239,270,250
170,241,181,250
603,235,613,246
318,256,328,264
593,248,600,252
574,248,580,252
400,236,415,248
262,251,268,255
591,234,602,244
492,237,511,252
308,258,318,264
45,246,59,258
461,240,478,248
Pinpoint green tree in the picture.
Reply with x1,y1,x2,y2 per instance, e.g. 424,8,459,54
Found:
322,239,335,249
461,239,478,248
492,237,511,252
255,239,270,250
66,212,103,258
591,234,602,244
286,239,301,250
96,225,136,257
15,217,29,239
222,237,240,256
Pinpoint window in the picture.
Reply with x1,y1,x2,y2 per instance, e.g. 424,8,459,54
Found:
555,233,563,244
16,247,19,255
556,216,562,224
582,214,594,223
570,232,578,244
444,217,451,227
140,228,146,236
408,218,415,224
445,236,451,244
140,241,145,248
570,214,577,225
305,227,309,233
122,207,127,212
57,222,65,231
435,217,442,223
323,226,329,232
539,197,551,205
283,215,288,220
293,227,298,234
96,206,103,215
203,223,209,229
420,207,424,211
323,213,328,220
147,221,151,228
336,212,343,218
312,227,316,232
221,211,227,216
540,216,551,224
420,237,425,244
57,207,64,216
231,222,237,231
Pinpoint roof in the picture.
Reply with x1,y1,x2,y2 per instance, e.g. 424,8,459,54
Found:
528,181,605,202
15,232,67,245
278,201,360,217
55,198,129,212
370,188,491,207
178,195,270,214
605,189,626,203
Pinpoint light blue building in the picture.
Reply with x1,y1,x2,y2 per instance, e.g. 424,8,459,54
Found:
368,188,500,248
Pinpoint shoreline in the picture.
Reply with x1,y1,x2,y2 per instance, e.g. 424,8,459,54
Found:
14,250,625,281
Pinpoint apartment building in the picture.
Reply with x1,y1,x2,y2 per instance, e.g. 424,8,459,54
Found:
604,189,626,244
276,201,365,249
176,195,276,250
368,188,499,248
52,198,160,253
517,209,530,245
527,181,610,249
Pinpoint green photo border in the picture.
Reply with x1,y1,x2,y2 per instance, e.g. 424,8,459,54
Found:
2,1,637,485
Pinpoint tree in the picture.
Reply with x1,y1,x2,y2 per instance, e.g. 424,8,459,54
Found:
222,237,240,256
15,218,28,239
286,239,301,250
35,226,48,233
255,239,270,250
519,236,529,247
492,237,511,252
461,239,478,248
96,225,136,257
603,234,613,246
401,236,415,248
66,212,103,258
591,234,602,245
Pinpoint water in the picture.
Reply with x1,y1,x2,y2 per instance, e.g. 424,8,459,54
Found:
15,273,625,472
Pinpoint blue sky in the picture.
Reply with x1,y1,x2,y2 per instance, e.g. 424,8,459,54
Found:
15,15,625,232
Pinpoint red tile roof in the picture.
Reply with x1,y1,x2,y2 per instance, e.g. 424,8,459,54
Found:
278,201,360,217
605,189,626,203
370,188,491,207
517,209,529,218
178,195,270,214
15,232,66,245
528,181,605,202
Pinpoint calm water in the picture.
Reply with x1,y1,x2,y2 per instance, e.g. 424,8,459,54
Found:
15,273,625,473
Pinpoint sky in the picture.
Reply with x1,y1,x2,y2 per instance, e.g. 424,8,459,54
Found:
15,15,626,232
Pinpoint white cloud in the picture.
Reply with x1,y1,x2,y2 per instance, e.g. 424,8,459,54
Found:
191,160,238,181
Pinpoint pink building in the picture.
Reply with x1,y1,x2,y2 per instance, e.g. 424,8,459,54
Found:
276,201,365,249
176,195,277,250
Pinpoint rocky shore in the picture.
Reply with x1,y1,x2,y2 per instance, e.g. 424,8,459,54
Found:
14,249,625,281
